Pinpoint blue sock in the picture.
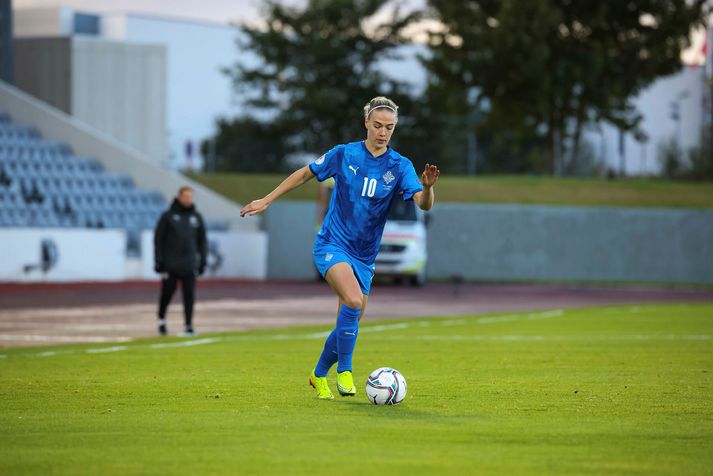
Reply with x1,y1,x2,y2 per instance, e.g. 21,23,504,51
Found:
336,304,361,373
314,328,338,377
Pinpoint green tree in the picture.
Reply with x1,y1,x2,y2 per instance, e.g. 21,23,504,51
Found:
688,125,713,180
222,0,418,164
200,117,289,173
424,0,708,175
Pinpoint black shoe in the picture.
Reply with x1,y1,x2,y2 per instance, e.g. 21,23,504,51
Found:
158,323,167,336
180,326,197,337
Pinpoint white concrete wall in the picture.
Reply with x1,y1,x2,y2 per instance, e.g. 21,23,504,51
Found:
0,227,268,282
0,228,126,282
71,36,167,166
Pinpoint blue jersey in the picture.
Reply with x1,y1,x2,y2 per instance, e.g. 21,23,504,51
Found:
309,141,423,264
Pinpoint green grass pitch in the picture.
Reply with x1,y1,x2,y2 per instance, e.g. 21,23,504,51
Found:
1,303,712,475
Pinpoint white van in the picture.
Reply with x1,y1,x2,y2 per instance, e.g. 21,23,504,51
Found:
375,199,428,286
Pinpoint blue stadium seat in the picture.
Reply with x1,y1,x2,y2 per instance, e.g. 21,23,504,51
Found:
0,114,169,232
0,210,12,227
45,213,60,228
118,176,134,189
15,208,30,226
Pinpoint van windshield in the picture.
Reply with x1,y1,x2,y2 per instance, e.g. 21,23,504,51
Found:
387,199,417,222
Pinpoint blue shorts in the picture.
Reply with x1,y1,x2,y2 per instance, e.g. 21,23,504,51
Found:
313,241,375,295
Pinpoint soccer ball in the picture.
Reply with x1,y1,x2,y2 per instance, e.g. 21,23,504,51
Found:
365,367,407,405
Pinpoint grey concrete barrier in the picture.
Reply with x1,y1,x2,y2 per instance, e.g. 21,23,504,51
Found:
265,201,713,284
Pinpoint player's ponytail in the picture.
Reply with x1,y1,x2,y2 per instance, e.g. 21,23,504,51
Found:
363,97,398,120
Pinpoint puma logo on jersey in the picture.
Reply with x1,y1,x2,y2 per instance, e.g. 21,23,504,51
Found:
348,165,359,175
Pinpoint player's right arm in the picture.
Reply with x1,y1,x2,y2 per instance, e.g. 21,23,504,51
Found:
239,165,315,217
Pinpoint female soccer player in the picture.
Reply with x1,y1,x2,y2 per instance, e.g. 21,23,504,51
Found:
240,96,440,399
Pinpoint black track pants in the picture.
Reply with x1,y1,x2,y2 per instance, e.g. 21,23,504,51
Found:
157,272,196,327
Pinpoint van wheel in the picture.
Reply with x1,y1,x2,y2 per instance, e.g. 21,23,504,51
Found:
410,273,425,287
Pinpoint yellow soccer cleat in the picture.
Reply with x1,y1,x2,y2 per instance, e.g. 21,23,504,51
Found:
337,370,356,397
309,369,334,400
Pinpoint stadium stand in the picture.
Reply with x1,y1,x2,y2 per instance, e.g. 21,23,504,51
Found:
0,110,171,254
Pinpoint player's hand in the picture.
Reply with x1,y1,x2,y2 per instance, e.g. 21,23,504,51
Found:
240,198,271,217
421,163,440,188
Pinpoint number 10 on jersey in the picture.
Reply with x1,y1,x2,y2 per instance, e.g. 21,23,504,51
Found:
361,177,377,197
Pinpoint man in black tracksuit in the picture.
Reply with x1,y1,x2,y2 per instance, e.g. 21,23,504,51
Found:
154,186,207,336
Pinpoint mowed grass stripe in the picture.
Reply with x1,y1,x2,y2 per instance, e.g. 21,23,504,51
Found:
0,303,711,475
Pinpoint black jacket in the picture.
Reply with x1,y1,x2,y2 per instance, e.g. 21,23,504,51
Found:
154,199,208,275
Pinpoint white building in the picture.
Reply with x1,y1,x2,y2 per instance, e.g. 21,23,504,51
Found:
586,66,705,176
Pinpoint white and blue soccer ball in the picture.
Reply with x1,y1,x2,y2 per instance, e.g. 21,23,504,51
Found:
365,367,407,405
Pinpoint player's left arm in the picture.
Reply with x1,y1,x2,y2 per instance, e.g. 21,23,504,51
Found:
412,163,440,211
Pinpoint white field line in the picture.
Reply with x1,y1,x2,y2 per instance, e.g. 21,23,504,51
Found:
86,346,129,354
37,350,73,357
4,331,709,360
360,322,413,333
149,338,222,349
475,309,564,324
600,303,702,315
365,334,712,342
440,319,466,326
270,322,425,341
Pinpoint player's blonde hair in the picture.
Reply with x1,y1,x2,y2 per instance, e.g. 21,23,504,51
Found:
363,96,398,121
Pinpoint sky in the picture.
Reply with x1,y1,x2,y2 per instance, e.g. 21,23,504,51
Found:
13,0,425,26
14,0,266,25
13,0,707,64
